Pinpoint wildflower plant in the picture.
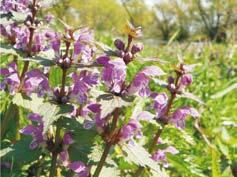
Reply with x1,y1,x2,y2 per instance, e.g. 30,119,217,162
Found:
0,1,203,177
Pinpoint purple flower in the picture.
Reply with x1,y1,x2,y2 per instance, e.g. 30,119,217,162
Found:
86,103,106,133
131,43,144,54
0,23,21,44
87,103,101,113
114,39,125,51
96,56,110,65
0,62,20,94
123,52,133,64
137,111,155,121
170,106,200,129
23,69,50,96
180,74,193,86
19,114,45,149
152,93,168,118
127,66,165,97
68,161,89,177
152,146,179,168
0,0,31,14
83,119,94,129
45,13,54,23
63,132,74,145
31,34,45,53
119,119,142,142
19,125,35,135
69,71,98,104
101,58,126,93
59,150,70,167
28,113,42,122
72,28,95,64
14,27,30,51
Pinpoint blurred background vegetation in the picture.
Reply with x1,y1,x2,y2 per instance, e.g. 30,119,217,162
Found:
47,0,237,44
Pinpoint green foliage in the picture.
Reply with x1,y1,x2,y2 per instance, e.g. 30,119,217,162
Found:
119,142,167,176
0,137,41,164
12,93,73,133
57,118,98,162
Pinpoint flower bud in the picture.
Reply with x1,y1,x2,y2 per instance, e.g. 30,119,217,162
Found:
123,52,133,63
169,83,176,93
45,14,54,23
61,96,69,103
64,57,71,64
116,50,125,58
25,21,31,27
114,39,125,50
58,58,63,64
167,76,174,84
181,74,193,86
131,43,144,54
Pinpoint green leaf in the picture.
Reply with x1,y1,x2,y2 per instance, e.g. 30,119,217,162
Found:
97,94,132,118
13,93,73,134
89,145,119,177
49,67,62,87
120,142,167,176
0,44,21,57
57,118,98,162
11,11,27,22
12,93,44,113
211,148,221,177
179,92,204,104
211,83,237,99
90,165,120,177
0,137,41,164
167,154,206,177
27,50,55,66
38,103,73,134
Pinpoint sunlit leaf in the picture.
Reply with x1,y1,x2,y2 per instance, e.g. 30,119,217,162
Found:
179,92,204,104
97,94,132,118
120,142,167,176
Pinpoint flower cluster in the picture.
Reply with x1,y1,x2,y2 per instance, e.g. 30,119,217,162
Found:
47,27,95,69
119,119,142,143
19,113,45,149
97,56,165,97
0,0,31,14
0,62,49,95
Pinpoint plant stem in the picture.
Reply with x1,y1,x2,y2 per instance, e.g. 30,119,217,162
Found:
93,108,120,177
59,68,67,97
125,35,133,53
110,108,119,131
93,143,112,177
49,125,61,177
19,0,37,82
49,62,67,176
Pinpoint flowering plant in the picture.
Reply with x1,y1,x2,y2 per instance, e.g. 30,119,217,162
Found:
0,1,204,177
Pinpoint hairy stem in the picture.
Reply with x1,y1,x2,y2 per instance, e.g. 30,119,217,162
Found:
49,63,67,176
59,68,67,97
110,108,119,131
93,108,120,177
125,35,133,53
49,125,61,177
93,143,112,177
19,0,37,82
